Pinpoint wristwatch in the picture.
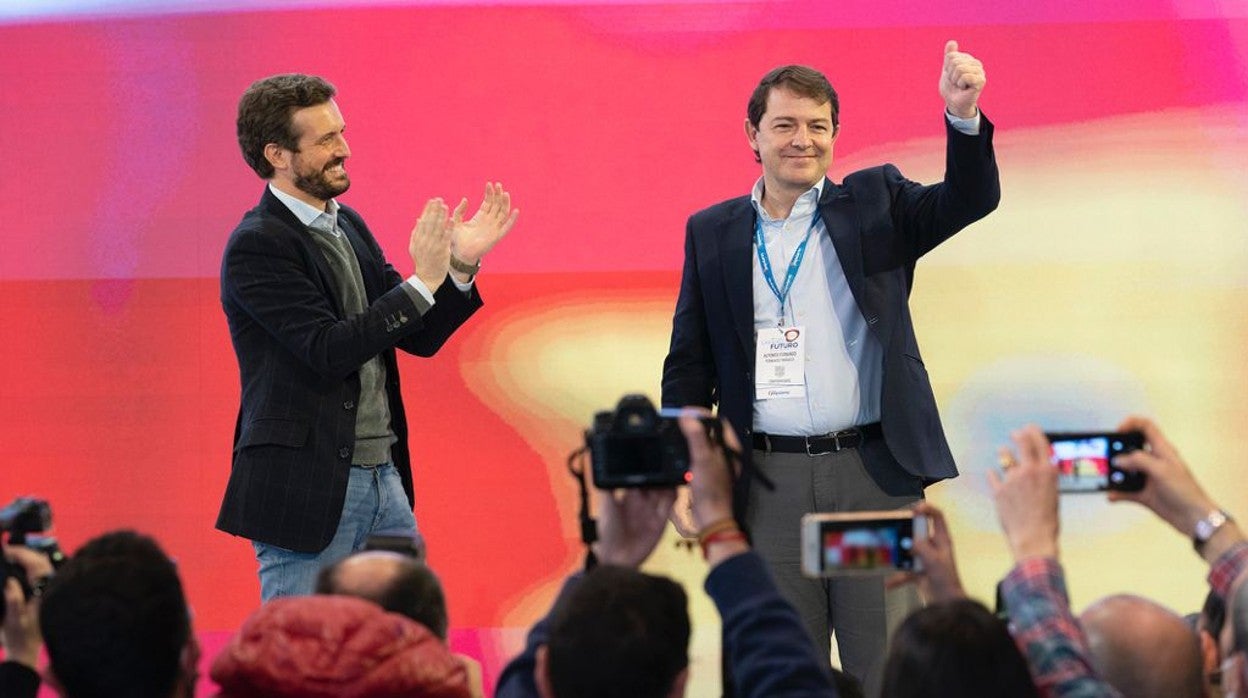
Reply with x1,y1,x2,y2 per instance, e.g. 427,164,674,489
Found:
1193,509,1233,553
449,255,481,276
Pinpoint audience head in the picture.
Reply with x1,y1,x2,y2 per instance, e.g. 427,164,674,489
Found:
1221,573,1248,697
1192,591,1227,694
315,550,448,640
38,530,197,698
1079,593,1204,698
1199,589,1228,639
881,598,1038,698
211,594,468,698
536,565,690,698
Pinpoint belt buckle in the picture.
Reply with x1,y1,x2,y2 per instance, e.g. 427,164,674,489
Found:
837,428,862,449
806,435,834,457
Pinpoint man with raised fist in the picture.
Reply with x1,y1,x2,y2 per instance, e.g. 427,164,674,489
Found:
662,41,999,695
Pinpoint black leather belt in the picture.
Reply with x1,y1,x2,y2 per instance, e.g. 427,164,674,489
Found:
752,423,883,456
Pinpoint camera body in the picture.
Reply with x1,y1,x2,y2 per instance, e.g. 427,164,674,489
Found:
587,395,703,488
0,497,51,541
801,510,926,577
1,497,65,623
1044,431,1147,493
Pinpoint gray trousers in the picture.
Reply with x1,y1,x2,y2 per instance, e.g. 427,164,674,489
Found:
745,444,922,698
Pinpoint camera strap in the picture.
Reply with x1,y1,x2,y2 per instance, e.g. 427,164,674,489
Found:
566,445,598,570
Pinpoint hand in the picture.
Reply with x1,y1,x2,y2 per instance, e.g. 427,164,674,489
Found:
450,182,519,264
2,545,51,670
679,411,750,566
988,425,1060,562
886,502,966,603
1107,416,1236,556
940,40,986,119
677,409,739,530
668,487,699,539
591,487,677,568
408,198,453,293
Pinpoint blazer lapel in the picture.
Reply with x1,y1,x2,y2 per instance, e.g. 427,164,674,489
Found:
259,188,348,318
719,201,756,357
819,182,867,309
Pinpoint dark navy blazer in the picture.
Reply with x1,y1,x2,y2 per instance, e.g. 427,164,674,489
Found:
217,188,480,553
662,116,1000,488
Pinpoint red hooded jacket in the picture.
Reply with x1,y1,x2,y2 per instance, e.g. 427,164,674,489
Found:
211,595,470,698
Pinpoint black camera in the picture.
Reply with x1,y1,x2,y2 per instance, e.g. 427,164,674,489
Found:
1,497,66,623
587,395,713,488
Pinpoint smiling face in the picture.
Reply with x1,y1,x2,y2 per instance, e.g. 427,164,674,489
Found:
269,99,352,208
745,86,839,202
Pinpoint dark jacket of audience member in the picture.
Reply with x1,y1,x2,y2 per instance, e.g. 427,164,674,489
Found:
496,552,837,698
211,595,469,698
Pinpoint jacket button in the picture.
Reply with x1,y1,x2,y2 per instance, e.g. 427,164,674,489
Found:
338,447,351,459
343,400,355,410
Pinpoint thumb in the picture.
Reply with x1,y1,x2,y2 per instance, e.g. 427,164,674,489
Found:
945,40,959,55
679,415,712,462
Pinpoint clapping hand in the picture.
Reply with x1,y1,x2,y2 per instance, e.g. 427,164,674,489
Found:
450,182,519,266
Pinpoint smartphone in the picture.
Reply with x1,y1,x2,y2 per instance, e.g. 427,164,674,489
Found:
1044,431,1146,493
800,510,926,577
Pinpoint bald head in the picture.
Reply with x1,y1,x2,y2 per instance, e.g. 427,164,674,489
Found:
315,551,449,640
1079,594,1204,698
326,550,407,598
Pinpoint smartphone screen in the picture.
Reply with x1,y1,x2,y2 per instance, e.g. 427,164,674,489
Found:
801,512,922,576
1044,431,1146,493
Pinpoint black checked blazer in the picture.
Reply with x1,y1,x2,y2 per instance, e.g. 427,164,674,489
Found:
662,116,1000,490
216,187,481,553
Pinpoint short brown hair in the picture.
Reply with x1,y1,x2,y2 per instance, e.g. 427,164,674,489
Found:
747,65,839,130
236,74,336,179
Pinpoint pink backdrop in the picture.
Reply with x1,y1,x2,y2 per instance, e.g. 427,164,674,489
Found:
4,2,1248,694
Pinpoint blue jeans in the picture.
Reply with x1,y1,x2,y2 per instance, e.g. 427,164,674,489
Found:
252,462,417,602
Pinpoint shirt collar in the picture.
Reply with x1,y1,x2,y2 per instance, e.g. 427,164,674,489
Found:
268,182,339,231
750,177,825,222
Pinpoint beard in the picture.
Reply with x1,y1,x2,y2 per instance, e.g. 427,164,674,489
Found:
293,158,350,201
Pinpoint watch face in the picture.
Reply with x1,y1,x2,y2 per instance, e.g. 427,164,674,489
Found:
1197,520,1212,541
1197,511,1229,541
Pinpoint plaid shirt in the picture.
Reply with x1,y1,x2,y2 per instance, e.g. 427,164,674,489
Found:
1002,557,1119,698
1208,541,1248,599
1002,541,1248,698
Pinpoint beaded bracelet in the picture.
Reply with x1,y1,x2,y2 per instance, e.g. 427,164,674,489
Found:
696,518,739,546
700,530,747,558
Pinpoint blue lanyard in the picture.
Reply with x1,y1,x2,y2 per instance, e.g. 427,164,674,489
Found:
755,213,820,323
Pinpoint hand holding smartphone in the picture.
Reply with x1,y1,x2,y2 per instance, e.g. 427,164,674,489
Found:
1043,431,1147,493
800,510,926,577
